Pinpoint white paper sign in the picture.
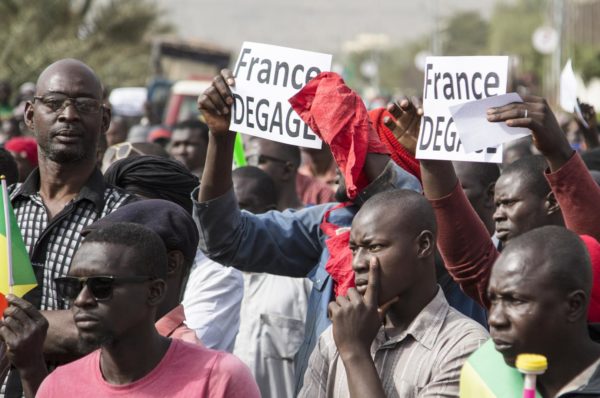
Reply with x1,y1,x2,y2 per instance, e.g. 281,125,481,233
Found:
416,56,509,163
560,59,588,128
450,93,530,153
230,42,331,149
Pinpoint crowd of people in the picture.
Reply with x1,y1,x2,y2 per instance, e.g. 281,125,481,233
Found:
0,56,599,398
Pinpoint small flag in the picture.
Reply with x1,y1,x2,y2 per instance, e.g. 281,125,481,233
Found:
0,177,36,300
459,339,542,398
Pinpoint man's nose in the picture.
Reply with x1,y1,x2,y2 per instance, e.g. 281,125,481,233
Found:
493,206,506,222
351,247,369,273
58,102,81,122
488,302,509,329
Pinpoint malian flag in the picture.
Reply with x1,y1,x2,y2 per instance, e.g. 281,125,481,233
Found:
0,177,36,307
460,339,542,397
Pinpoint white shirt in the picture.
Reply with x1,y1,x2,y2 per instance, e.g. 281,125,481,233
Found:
182,249,244,352
234,273,312,398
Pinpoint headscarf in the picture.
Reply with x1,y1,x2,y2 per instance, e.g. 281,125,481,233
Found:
104,155,199,214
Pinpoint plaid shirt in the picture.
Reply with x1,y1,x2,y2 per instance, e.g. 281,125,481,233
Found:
9,168,133,310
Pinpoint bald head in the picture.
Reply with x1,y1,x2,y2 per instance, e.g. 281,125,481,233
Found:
356,189,437,239
36,59,103,100
248,137,301,167
497,226,591,296
500,155,550,198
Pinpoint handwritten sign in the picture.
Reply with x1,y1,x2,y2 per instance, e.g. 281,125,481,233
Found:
230,42,332,149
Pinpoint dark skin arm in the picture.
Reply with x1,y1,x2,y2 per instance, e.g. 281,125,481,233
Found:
197,69,390,203
0,295,49,398
486,95,574,172
329,258,388,398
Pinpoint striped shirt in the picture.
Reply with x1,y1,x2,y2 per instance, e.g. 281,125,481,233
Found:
9,168,133,310
299,288,489,398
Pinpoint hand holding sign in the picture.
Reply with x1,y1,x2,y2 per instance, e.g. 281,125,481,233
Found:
197,69,236,136
576,102,599,149
383,97,423,156
329,257,383,359
487,95,573,171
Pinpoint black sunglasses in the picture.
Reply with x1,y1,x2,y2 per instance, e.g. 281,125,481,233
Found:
54,275,154,302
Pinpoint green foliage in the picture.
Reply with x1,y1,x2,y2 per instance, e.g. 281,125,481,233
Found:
0,0,171,89
572,43,600,83
442,11,489,56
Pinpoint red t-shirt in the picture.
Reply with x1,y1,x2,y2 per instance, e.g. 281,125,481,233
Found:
37,339,260,398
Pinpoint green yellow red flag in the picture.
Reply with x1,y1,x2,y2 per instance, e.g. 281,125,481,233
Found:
0,176,36,298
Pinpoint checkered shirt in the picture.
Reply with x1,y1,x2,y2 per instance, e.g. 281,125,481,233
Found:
9,168,133,310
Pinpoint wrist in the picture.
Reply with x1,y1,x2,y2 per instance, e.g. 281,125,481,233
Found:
15,356,47,377
339,345,371,363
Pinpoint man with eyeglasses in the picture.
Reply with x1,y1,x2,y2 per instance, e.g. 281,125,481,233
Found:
0,222,260,397
5,58,133,396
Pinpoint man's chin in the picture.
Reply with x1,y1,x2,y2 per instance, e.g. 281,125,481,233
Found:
77,332,113,352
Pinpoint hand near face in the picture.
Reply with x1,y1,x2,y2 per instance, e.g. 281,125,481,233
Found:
383,97,423,156
197,69,236,137
486,95,573,169
0,295,48,371
329,257,384,359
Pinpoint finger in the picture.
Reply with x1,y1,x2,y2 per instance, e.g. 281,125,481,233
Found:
335,295,350,309
387,102,402,120
364,257,380,307
346,288,363,304
221,69,235,87
398,97,415,112
212,75,234,107
204,86,229,115
327,301,340,319
5,296,44,323
486,106,529,122
383,116,398,132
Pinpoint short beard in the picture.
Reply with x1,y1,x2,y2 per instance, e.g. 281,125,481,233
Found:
77,331,114,354
40,143,88,163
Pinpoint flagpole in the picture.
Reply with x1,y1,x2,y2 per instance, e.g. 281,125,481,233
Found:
1,176,13,295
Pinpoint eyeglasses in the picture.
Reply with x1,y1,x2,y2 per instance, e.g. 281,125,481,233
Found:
33,94,102,114
104,142,143,162
246,154,292,168
54,275,154,302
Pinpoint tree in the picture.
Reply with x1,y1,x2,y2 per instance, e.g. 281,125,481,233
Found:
0,0,171,90
442,11,489,56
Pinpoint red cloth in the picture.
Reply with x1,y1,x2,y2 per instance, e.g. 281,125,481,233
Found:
581,235,600,322
289,73,390,298
320,203,355,297
5,136,38,167
368,108,421,181
289,72,388,200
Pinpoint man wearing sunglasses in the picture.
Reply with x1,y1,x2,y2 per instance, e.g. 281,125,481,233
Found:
5,58,133,396
3,222,259,397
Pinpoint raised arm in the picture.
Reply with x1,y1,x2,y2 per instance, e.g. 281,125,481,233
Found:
198,69,237,203
488,95,600,241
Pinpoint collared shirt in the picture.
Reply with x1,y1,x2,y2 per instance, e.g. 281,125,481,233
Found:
299,288,489,398
155,304,202,346
557,357,600,397
9,168,133,310
193,160,422,393
182,249,243,352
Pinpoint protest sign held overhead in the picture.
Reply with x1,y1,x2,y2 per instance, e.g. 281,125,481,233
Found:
416,56,509,163
230,42,332,149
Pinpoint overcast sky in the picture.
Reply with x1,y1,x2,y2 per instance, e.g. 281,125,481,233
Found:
155,0,501,55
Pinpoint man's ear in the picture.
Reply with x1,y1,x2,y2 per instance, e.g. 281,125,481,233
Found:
148,279,167,306
483,182,496,210
24,101,35,132
166,250,185,277
100,105,111,134
416,230,435,258
565,289,587,322
545,191,561,215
